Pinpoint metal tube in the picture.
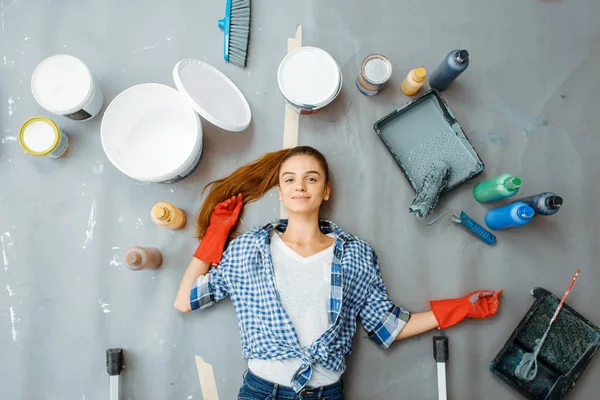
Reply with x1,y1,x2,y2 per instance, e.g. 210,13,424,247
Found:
437,362,447,400
109,375,119,400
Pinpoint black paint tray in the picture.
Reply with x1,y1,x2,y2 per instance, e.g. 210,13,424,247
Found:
490,287,600,400
373,89,484,193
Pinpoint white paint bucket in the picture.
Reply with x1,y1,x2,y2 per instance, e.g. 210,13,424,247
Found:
19,116,69,159
101,59,251,184
101,83,202,183
277,47,342,114
31,55,104,121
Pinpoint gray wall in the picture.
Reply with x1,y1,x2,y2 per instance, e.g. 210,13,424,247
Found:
1,0,599,399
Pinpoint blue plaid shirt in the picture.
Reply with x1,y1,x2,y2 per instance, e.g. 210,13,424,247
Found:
190,219,410,392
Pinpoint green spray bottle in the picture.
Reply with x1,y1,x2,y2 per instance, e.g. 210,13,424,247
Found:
473,173,522,203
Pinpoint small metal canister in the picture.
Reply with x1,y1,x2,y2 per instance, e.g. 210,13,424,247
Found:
356,54,392,96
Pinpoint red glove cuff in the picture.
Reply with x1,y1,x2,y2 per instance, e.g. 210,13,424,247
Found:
430,298,468,330
193,225,229,265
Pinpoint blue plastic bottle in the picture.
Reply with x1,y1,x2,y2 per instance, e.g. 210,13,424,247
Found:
429,50,470,91
485,202,535,230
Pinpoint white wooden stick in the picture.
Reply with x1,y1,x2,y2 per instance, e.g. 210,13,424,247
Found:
196,355,219,400
280,25,302,219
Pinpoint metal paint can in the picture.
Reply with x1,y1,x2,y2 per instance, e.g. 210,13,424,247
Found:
277,47,342,114
31,55,104,121
19,116,69,159
356,54,392,96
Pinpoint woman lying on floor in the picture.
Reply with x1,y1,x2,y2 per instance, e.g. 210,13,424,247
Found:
174,146,502,400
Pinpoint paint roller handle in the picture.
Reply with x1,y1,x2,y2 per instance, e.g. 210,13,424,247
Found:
107,348,123,400
433,336,449,362
433,336,448,400
106,348,123,376
456,211,496,245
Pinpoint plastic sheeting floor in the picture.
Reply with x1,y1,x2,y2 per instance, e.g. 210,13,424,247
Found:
1,1,599,399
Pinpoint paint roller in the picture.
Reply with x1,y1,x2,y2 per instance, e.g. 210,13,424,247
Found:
106,348,124,400
412,161,496,245
409,160,451,220
433,336,449,400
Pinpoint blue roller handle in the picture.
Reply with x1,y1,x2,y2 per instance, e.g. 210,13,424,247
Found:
454,211,496,245
217,0,231,62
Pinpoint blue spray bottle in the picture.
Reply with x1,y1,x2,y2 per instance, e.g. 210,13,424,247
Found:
485,202,535,230
429,50,470,91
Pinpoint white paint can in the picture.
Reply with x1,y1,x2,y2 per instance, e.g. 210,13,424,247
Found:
19,116,69,158
277,47,342,114
101,83,202,183
101,59,251,184
31,55,104,121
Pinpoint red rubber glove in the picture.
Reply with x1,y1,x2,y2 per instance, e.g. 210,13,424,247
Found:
430,289,503,329
194,193,243,265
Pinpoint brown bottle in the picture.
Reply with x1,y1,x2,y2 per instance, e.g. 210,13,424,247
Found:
125,246,162,271
151,201,186,230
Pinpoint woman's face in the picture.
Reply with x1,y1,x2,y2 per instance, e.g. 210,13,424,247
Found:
278,155,331,215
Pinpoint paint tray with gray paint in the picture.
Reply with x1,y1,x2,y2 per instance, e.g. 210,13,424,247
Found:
490,287,600,400
373,90,484,193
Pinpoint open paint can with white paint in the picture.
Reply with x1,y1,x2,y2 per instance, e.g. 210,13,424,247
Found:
19,116,69,158
356,54,392,96
31,55,104,121
101,59,251,183
277,47,342,114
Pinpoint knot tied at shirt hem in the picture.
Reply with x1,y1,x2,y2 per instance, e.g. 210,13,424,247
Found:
290,347,326,393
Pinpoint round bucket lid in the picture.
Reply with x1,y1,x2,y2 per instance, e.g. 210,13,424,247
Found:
31,54,92,113
278,47,341,107
100,83,202,181
173,59,251,132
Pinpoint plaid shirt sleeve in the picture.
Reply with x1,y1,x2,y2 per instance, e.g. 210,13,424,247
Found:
190,247,232,311
359,250,411,349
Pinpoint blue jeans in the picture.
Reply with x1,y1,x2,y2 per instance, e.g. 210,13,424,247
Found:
238,370,344,400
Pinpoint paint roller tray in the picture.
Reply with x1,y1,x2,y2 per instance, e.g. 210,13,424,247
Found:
490,287,600,400
373,89,484,193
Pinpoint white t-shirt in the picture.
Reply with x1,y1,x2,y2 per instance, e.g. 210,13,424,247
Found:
248,231,342,387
